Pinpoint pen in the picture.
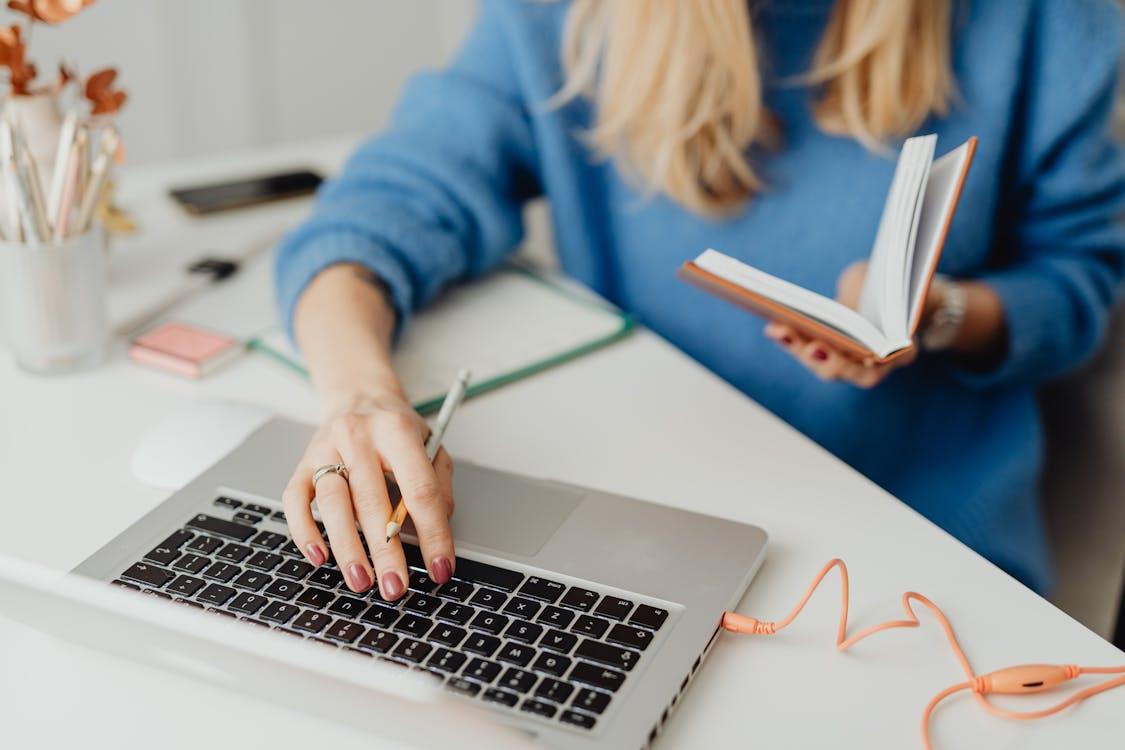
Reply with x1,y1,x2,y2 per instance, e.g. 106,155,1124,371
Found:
0,121,22,242
11,124,51,242
46,111,79,223
385,368,471,542
74,126,119,234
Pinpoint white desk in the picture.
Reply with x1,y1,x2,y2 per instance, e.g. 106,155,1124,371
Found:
1,137,1121,749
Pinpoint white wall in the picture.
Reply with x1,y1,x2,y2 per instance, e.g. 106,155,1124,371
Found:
24,0,477,164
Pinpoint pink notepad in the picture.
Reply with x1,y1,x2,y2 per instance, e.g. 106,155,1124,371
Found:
129,322,243,378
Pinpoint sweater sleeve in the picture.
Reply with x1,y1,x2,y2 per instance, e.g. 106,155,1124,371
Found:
274,0,541,338
952,0,1125,388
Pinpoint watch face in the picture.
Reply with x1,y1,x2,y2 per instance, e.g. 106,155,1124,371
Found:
921,280,966,351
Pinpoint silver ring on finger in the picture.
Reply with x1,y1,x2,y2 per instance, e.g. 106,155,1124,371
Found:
312,463,349,486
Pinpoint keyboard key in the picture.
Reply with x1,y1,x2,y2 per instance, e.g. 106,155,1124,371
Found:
571,615,610,639
360,604,400,628
214,496,242,510
307,568,344,589
576,639,640,671
560,710,597,729
291,610,332,633
499,666,537,693
570,662,627,692
593,597,634,621
173,597,204,609
407,570,439,593
428,648,467,673
273,626,303,637
263,579,302,600
541,629,578,654
295,587,334,609
462,633,501,657
328,595,367,618
520,698,557,718
172,553,209,574
428,623,467,648
394,614,434,639
531,652,572,677
187,514,255,542
572,688,611,714
505,620,543,645
468,588,507,611
202,562,239,583
246,551,283,571
141,589,173,600
216,543,252,563
403,593,440,616
279,540,302,557
239,617,269,628
167,575,205,597
260,601,299,624
482,688,519,707
309,637,339,648
435,602,473,625
503,597,542,620
185,535,223,555
535,677,574,704
244,503,272,516
276,559,314,580
537,605,576,629
250,531,286,550
324,620,365,643
445,677,482,697
469,611,509,636
142,545,179,566
517,576,566,603
233,570,271,592
436,580,474,602
229,593,268,615
496,642,535,668
111,579,140,591
629,604,670,631
464,658,502,684
272,510,287,522
233,511,264,525
207,606,236,617
392,638,433,664
448,556,523,593
559,587,600,612
607,623,655,651
197,584,236,606
357,629,398,654
121,562,174,588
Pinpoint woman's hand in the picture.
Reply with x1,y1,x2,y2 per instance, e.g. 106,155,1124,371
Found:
764,261,917,388
283,392,455,600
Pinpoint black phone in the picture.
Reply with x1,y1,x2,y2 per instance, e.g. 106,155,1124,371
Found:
169,168,323,215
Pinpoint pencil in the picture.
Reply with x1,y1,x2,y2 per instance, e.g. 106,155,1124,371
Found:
385,368,471,542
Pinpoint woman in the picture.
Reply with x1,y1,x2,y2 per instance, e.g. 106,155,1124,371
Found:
275,0,1125,600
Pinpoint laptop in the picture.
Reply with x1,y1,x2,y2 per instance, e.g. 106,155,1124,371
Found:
15,417,767,748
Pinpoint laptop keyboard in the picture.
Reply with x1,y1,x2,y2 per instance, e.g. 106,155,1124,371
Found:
110,496,672,733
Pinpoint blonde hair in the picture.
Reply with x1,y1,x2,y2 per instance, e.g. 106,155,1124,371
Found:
556,0,956,216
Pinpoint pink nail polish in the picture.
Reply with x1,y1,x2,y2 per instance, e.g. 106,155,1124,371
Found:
382,571,404,600
306,544,325,567
812,348,829,361
432,557,453,585
349,563,372,592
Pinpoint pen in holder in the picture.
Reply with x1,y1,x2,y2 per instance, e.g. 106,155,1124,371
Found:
0,225,108,374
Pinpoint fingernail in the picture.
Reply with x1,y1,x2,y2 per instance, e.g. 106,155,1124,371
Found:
381,571,404,600
812,348,828,361
780,335,793,345
348,563,372,592
306,544,325,567
432,557,453,585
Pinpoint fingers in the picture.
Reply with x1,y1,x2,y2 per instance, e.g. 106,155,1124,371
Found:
314,465,375,593
282,462,327,568
765,323,893,389
380,428,456,586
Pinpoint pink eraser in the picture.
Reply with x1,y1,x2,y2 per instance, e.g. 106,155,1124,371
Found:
129,322,243,379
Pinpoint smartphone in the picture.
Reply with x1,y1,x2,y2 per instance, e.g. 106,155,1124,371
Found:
169,168,323,215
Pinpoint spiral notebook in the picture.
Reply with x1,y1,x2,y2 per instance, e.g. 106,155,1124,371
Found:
249,264,634,414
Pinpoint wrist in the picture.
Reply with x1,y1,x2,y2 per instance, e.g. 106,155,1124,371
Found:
920,275,967,352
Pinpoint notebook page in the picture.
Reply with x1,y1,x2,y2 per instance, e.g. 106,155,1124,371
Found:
887,136,936,338
907,140,975,330
255,268,626,406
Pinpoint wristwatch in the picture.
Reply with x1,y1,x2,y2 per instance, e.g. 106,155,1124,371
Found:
920,275,967,351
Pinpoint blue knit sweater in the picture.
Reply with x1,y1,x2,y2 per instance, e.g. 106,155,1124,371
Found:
276,0,1125,592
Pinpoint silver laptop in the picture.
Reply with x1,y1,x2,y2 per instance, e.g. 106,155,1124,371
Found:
58,417,767,748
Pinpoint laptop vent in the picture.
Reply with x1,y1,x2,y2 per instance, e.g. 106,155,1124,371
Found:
642,622,723,748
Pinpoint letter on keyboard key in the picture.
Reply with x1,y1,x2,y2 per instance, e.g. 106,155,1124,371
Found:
503,597,542,620
233,570,270,591
121,563,174,588
361,604,399,628
468,588,507,611
498,667,537,693
429,624,467,648
463,633,501,657
531,652,572,677
517,576,566,603
435,580,474,602
428,648,468,673
570,661,627,692
393,614,433,638
263,579,301,600
464,658,502,683
469,611,509,635
229,593,268,615
541,629,578,654
575,639,640,671
295,587,334,609
496,642,534,668
260,601,299,624
403,593,440,615
357,629,398,654
435,602,473,625
186,514,256,542
519,698,558,718
275,559,314,580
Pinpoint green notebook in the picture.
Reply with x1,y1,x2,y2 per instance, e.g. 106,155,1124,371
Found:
249,264,634,415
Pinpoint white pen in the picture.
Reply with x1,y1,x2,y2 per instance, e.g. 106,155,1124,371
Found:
384,368,472,542
11,124,50,242
46,111,79,222
0,120,22,242
74,126,119,234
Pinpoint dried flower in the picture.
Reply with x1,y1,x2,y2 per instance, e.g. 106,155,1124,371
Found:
84,66,126,115
8,0,96,25
0,24,36,94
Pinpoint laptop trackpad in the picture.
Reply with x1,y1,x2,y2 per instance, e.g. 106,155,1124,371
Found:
437,463,583,558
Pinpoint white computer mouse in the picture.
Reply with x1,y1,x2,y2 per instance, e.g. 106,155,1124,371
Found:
131,399,274,490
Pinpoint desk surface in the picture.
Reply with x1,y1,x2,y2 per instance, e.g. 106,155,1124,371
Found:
0,137,1121,749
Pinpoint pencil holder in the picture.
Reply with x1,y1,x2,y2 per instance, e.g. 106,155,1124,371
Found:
0,226,108,374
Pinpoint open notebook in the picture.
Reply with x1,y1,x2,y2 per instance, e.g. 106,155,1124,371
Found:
250,265,633,414
679,135,977,363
